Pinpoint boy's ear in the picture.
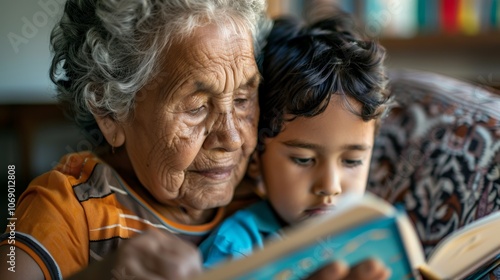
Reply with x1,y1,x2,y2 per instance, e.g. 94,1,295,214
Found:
247,152,266,196
94,116,126,148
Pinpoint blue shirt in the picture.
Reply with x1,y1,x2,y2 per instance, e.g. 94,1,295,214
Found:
199,200,283,268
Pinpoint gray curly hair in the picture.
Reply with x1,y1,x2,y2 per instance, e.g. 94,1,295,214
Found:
50,0,271,139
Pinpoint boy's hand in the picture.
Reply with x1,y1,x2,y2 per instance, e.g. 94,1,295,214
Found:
307,259,391,280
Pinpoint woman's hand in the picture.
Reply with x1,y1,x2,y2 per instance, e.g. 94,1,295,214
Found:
308,259,391,280
69,230,202,280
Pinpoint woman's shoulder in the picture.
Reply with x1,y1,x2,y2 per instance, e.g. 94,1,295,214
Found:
10,152,116,278
53,151,101,180
24,151,116,205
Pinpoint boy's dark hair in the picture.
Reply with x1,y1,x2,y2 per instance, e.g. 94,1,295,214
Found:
257,12,390,152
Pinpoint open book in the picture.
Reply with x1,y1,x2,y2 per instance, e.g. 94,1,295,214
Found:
194,194,500,280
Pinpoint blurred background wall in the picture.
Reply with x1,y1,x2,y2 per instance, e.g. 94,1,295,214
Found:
1,0,84,231
1,0,499,231
270,0,500,88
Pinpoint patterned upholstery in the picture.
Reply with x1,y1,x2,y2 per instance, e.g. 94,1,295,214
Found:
367,70,500,276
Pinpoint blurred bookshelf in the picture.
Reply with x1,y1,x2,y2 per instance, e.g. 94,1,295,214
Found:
267,0,500,89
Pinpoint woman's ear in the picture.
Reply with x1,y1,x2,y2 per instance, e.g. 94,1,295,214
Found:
247,151,260,180
247,152,266,196
94,116,126,149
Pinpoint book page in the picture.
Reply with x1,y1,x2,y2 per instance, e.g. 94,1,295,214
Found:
427,211,500,279
395,212,427,272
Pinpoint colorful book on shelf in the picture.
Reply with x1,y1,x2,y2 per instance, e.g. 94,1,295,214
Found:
458,0,481,35
491,0,500,28
440,0,460,34
193,194,500,280
479,0,495,31
417,0,440,34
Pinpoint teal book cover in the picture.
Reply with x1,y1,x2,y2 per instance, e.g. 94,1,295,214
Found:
233,215,416,280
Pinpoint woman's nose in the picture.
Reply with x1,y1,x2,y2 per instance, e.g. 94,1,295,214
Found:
203,111,243,152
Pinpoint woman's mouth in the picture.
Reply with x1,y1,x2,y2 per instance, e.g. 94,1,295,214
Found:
193,166,235,180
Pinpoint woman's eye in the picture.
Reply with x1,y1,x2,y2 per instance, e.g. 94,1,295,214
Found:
234,98,249,108
343,159,363,168
188,105,206,116
291,157,314,166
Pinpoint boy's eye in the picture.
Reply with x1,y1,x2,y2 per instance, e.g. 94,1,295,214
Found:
343,159,363,168
291,157,314,166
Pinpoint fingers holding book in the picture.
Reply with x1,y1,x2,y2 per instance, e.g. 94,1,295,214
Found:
307,259,391,280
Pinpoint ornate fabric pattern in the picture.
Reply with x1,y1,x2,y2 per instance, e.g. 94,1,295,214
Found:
367,70,500,273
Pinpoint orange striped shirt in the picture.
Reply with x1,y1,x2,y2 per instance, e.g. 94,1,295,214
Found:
0,152,224,279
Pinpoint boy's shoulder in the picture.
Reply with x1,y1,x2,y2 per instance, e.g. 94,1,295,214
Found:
211,200,276,237
203,200,281,244
200,200,283,264
227,200,282,235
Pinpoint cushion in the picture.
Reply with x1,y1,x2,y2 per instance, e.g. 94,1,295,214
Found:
367,69,500,260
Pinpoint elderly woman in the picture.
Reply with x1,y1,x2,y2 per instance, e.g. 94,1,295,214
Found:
0,0,390,279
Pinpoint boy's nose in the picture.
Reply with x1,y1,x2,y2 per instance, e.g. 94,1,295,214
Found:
313,167,342,196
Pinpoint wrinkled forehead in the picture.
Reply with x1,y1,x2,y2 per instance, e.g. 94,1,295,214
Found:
170,19,255,60
185,22,254,60
196,16,253,42
143,21,258,102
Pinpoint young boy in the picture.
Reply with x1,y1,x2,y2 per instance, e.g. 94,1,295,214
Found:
199,13,390,268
